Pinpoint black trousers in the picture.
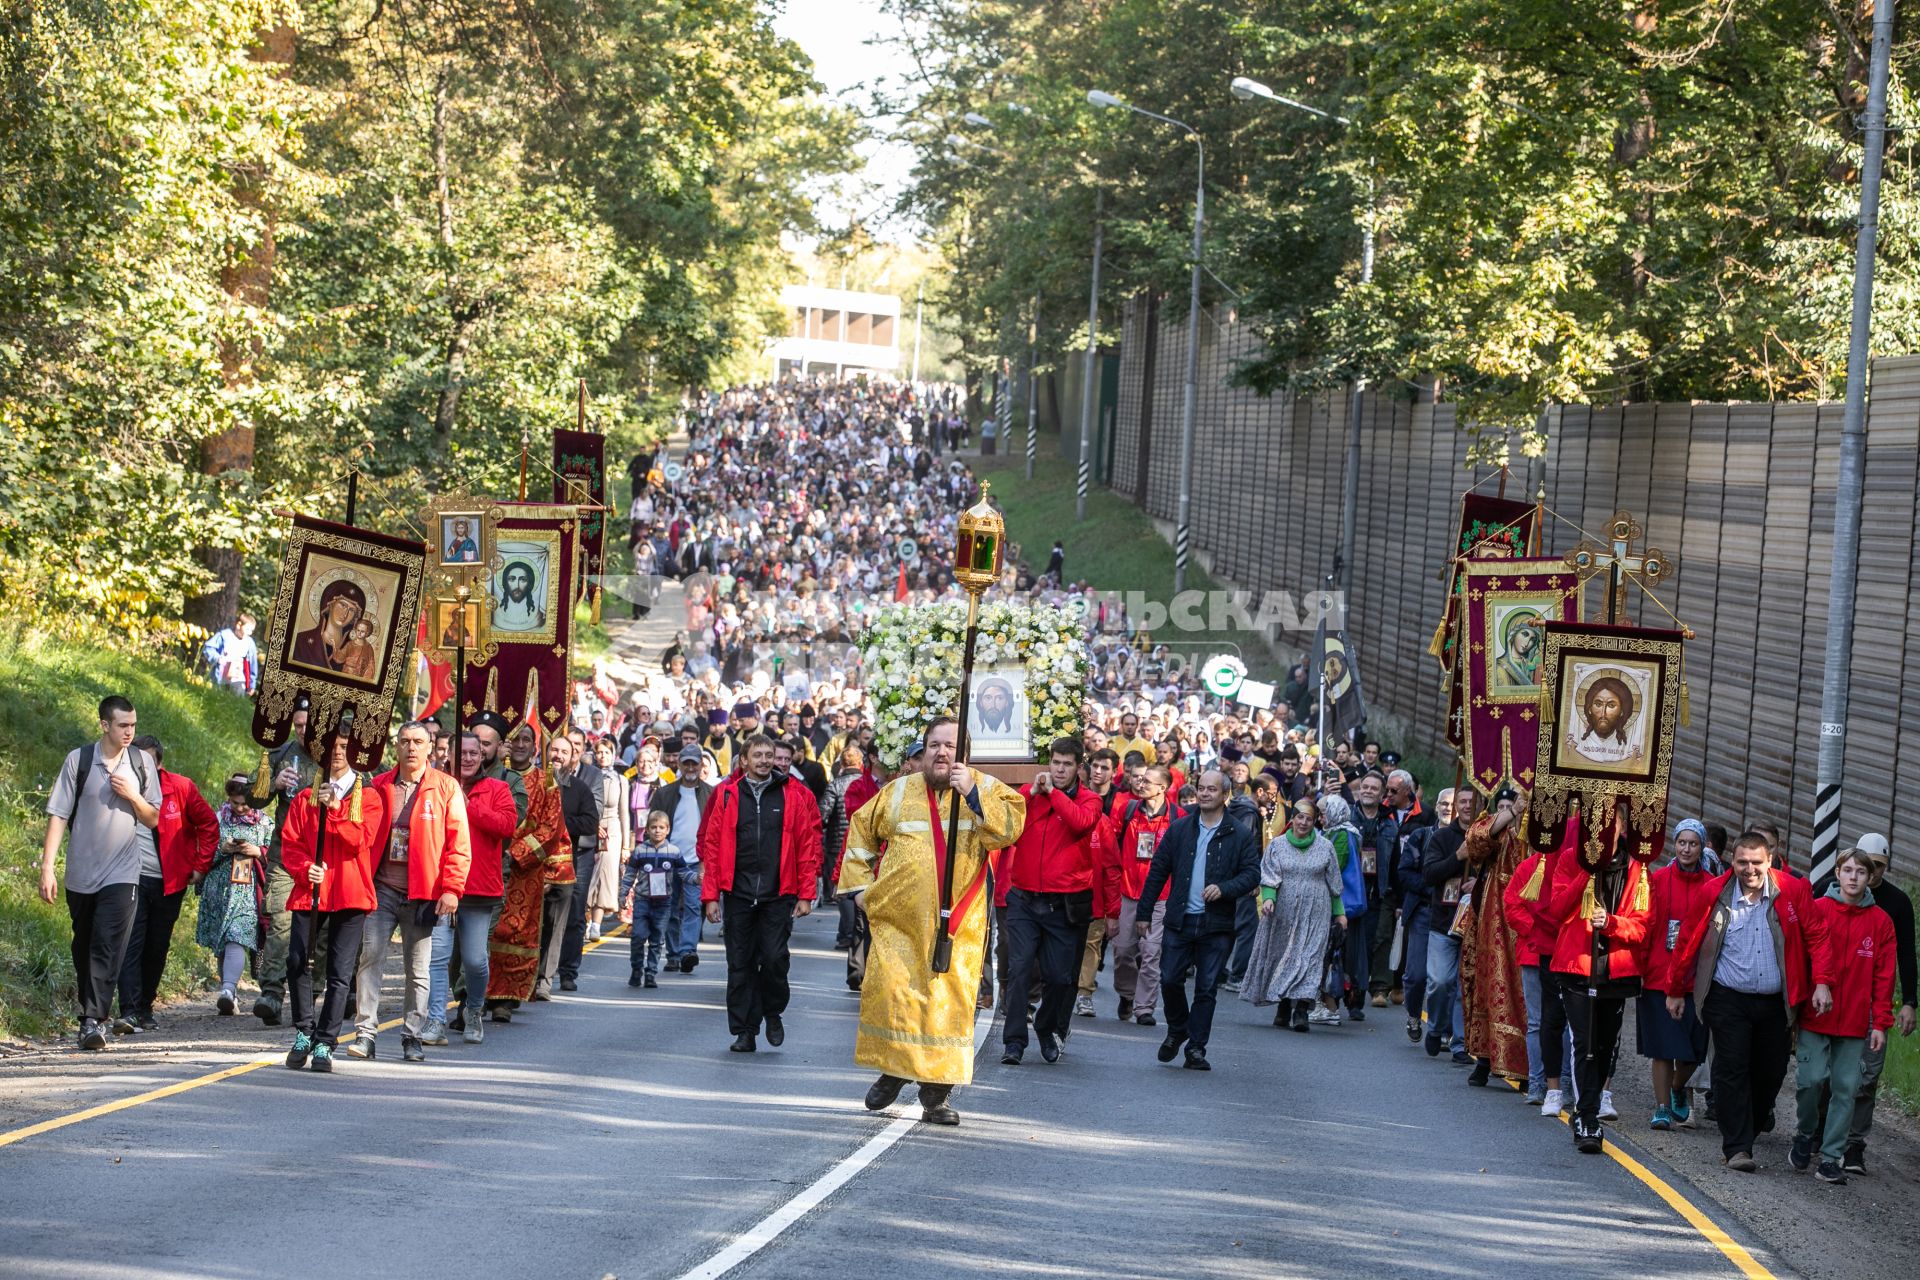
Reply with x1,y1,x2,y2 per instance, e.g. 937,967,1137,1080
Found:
290,910,366,1047
1702,983,1791,1158
68,884,139,1022
116,875,185,1018
1227,891,1259,984
559,849,597,981
1002,889,1081,1049
1557,977,1627,1125
1161,922,1233,1051
1536,959,1569,1081
722,892,797,1035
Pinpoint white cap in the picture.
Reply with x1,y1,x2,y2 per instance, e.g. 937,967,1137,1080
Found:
1853,832,1891,861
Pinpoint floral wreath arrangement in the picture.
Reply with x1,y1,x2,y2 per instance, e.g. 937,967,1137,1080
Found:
859,599,1091,767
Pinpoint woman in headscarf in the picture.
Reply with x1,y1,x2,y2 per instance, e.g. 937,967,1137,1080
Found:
1319,793,1371,1025
1639,817,1717,1128
1240,796,1349,1032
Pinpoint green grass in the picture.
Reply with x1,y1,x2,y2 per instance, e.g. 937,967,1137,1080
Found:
974,449,1280,682
0,625,252,1041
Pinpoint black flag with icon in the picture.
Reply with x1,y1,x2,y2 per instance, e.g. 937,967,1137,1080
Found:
1309,588,1367,748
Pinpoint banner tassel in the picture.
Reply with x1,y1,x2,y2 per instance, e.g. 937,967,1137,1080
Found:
251,750,273,802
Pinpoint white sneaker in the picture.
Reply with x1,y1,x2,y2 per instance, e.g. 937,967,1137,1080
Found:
1540,1089,1565,1117
1308,1005,1342,1026
1599,1090,1619,1121
463,1019,485,1045
1073,995,1095,1017
585,921,602,941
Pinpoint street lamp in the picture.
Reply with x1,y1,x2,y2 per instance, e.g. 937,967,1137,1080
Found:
1088,88,1205,594
1233,75,1371,606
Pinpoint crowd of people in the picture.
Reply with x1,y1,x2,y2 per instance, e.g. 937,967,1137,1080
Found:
33,376,1916,1180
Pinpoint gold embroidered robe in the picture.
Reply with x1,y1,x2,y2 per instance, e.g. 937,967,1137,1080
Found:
838,773,1026,1086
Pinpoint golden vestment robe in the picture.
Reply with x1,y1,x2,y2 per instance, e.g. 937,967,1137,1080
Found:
838,773,1026,1086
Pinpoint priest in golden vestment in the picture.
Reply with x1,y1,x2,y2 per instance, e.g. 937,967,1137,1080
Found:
838,716,1025,1125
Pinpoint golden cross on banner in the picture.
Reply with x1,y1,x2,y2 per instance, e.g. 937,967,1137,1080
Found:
1563,510,1671,624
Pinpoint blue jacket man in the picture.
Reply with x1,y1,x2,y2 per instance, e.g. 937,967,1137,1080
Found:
1134,770,1261,1070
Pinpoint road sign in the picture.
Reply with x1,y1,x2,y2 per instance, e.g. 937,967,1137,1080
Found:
899,538,919,562
1200,654,1246,698
663,461,684,483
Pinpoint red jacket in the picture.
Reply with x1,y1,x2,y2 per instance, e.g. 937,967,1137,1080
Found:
280,782,391,913
1546,851,1653,980
370,768,473,901
834,773,882,880
1670,868,1831,1012
1800,893,1897,1038
1008,781,1100,895
1643,862,1723,995
461,775,519,899
697,773,823,903
1100,799,1186,914
155,768,219,895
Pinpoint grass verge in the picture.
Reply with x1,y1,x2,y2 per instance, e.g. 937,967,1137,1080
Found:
0,625,253,1041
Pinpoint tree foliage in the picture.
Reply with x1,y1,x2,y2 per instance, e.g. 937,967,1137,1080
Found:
2,0,858,628
890,0,1920,455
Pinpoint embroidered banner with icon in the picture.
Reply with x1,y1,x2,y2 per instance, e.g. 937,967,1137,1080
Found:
1457,557,1580,798
460,502,579,741
553,428,606,604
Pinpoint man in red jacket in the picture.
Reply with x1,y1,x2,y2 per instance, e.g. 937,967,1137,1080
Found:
1101,764,1183,1027
699,735,823,1054
1000,737,1101,1066
113,735,218,1034
445,730,520,1045
347,721,472,1063
1668,831,1832,1171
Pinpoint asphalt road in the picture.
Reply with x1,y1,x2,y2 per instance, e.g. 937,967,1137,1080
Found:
0,912,1790,1280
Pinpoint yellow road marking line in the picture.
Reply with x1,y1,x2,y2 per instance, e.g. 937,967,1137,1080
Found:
0,930,627,1150
1504,1077,1774,1278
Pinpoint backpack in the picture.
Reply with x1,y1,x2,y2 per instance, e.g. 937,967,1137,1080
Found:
1115,799,1185,862
66,743,152,825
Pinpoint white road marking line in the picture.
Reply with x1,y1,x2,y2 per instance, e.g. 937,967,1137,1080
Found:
671,1012,995,1280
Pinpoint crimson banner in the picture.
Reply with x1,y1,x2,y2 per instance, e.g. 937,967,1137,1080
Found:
1456,557,1580,797
461,503,578,742
553,428,606,601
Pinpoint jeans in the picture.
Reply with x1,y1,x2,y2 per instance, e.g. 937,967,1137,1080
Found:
537,883,574,992
669,866,704,958
559,849,597,981
1559,979,1628,1127
1796,1029,1867,1162
1112,896,1166,1014
629,896,674,975
1341,906,1373,1009
1424,928,1465,1051
1226,891,1259,984
257,859,296,1003
67,884,139,1022
1159,921,1233,1052
290,910,365,1047
428,899,498,1022
721,892,797,1036
1521,963,1546,1095
353,883,436,1041
1701,983,1792,1158
1001,889,1081,1049
1401,902,1432,1019
116,875,184,1018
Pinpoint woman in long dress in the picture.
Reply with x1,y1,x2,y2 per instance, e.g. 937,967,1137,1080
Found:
585,736,629,939
198,774,273,1015
1240,796,1348,1032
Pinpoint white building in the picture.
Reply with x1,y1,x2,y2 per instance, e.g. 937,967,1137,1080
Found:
768,284,901,379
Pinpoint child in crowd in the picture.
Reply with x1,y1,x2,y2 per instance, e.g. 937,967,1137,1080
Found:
621,811,682,989
1792,846,1896,1184
198,774,272,1014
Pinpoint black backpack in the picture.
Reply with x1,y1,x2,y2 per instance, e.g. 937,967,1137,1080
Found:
65,743,152,824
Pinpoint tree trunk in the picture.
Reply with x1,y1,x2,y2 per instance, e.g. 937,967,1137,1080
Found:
436,307,480,441
184,19,295,633
430,68,469,443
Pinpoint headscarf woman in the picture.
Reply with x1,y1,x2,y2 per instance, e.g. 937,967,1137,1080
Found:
1639,816,1717,1128
1239,796,1348,1032
1319,793,1371,1021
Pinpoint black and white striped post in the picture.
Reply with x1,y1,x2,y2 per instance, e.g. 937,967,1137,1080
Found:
1024,295,1039,480
1076,196,1103,521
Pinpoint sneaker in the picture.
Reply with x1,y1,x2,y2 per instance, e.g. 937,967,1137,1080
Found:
1370,992,1388,1008
1572,1116,1604,1155
585,921,601,941
1182,1047,1210,1071
1814,1160,1848,1185
79,1020,108,1051
1218,979,1242,994
1789,1134,1813,1172
1117,997,1134,1020
111,1013,140,1036
216,988,237,1015
1074,995,1095,1018
1308,1006,1342,1026
252,995,283,1026
1406,1017,1422,1044
559,976,578,992
402,1037,426,1063
1348,1007,1366,1022
1525,1088,1547,1107
1598,1090,1619,1122
420,1019,449,1046
135,1011,159,1032
1650,1106,1674,1131
1669,1089,1694,1128
1135,1012,1157,1028
1540,1089,1565,1117
309,1042,334,1073
344,1034,377,1060
1450,1048,1473,1066
1842,1144,1868,1176
531,985,552,1002
286,1032,313,1069
464,1016,485,1045
628,972,644,988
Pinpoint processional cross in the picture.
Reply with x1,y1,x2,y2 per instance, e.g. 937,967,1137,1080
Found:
1564,510,1670,624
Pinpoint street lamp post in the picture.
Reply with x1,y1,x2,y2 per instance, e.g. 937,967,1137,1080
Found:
1088,89,1204,594
1077,189,1104,521
1231,75,1369,604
